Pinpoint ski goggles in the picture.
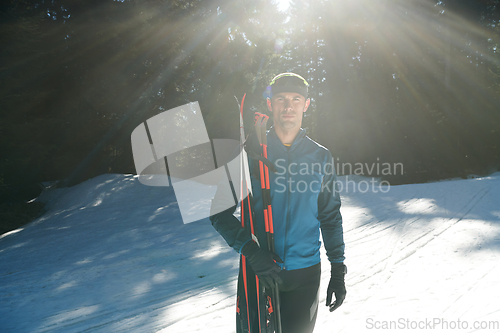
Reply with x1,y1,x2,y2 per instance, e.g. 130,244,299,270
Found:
269,73,309,99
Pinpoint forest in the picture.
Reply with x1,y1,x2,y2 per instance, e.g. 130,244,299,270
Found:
1,0,499,206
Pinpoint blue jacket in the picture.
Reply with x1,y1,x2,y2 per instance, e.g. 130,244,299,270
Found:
210,127,345,270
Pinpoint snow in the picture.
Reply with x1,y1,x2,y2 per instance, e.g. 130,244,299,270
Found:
1,173,499,332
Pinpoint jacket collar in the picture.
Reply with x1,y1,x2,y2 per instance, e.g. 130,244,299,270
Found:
268,126,307,151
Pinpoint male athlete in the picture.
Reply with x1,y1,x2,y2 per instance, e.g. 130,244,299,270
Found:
210,73,346,333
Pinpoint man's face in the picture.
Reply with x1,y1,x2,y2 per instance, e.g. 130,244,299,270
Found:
267,92,310,131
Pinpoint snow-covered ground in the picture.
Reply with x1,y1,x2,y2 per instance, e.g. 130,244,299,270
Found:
1,173,499,332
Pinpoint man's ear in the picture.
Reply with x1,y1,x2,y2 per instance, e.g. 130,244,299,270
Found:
303,98,311,112
267,98,272,112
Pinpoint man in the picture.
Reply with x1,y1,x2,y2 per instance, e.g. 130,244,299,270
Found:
210,73,346,333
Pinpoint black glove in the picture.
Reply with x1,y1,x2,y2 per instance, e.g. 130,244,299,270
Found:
326,263,347,312
241,241,283,289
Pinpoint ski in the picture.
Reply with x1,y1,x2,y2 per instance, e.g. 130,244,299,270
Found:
235,95,282,333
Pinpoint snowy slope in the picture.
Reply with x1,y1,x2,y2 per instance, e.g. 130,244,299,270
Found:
0,173,499,332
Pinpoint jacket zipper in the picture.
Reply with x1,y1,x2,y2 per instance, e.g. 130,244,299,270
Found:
283,147,292,270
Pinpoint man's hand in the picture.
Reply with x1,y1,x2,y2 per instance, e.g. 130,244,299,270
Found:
242,241,283,289
326,263,347,312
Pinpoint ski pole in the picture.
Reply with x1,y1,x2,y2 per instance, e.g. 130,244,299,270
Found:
254,112,282,333
238,94,267,333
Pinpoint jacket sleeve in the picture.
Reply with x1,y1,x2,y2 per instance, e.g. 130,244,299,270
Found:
209,180,252,254
318,156,345,263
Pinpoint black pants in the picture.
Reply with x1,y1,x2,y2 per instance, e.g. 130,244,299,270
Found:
279,263,321,333
236,260,321,333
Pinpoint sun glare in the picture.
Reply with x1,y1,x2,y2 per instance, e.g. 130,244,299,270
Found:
276,0,290,12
